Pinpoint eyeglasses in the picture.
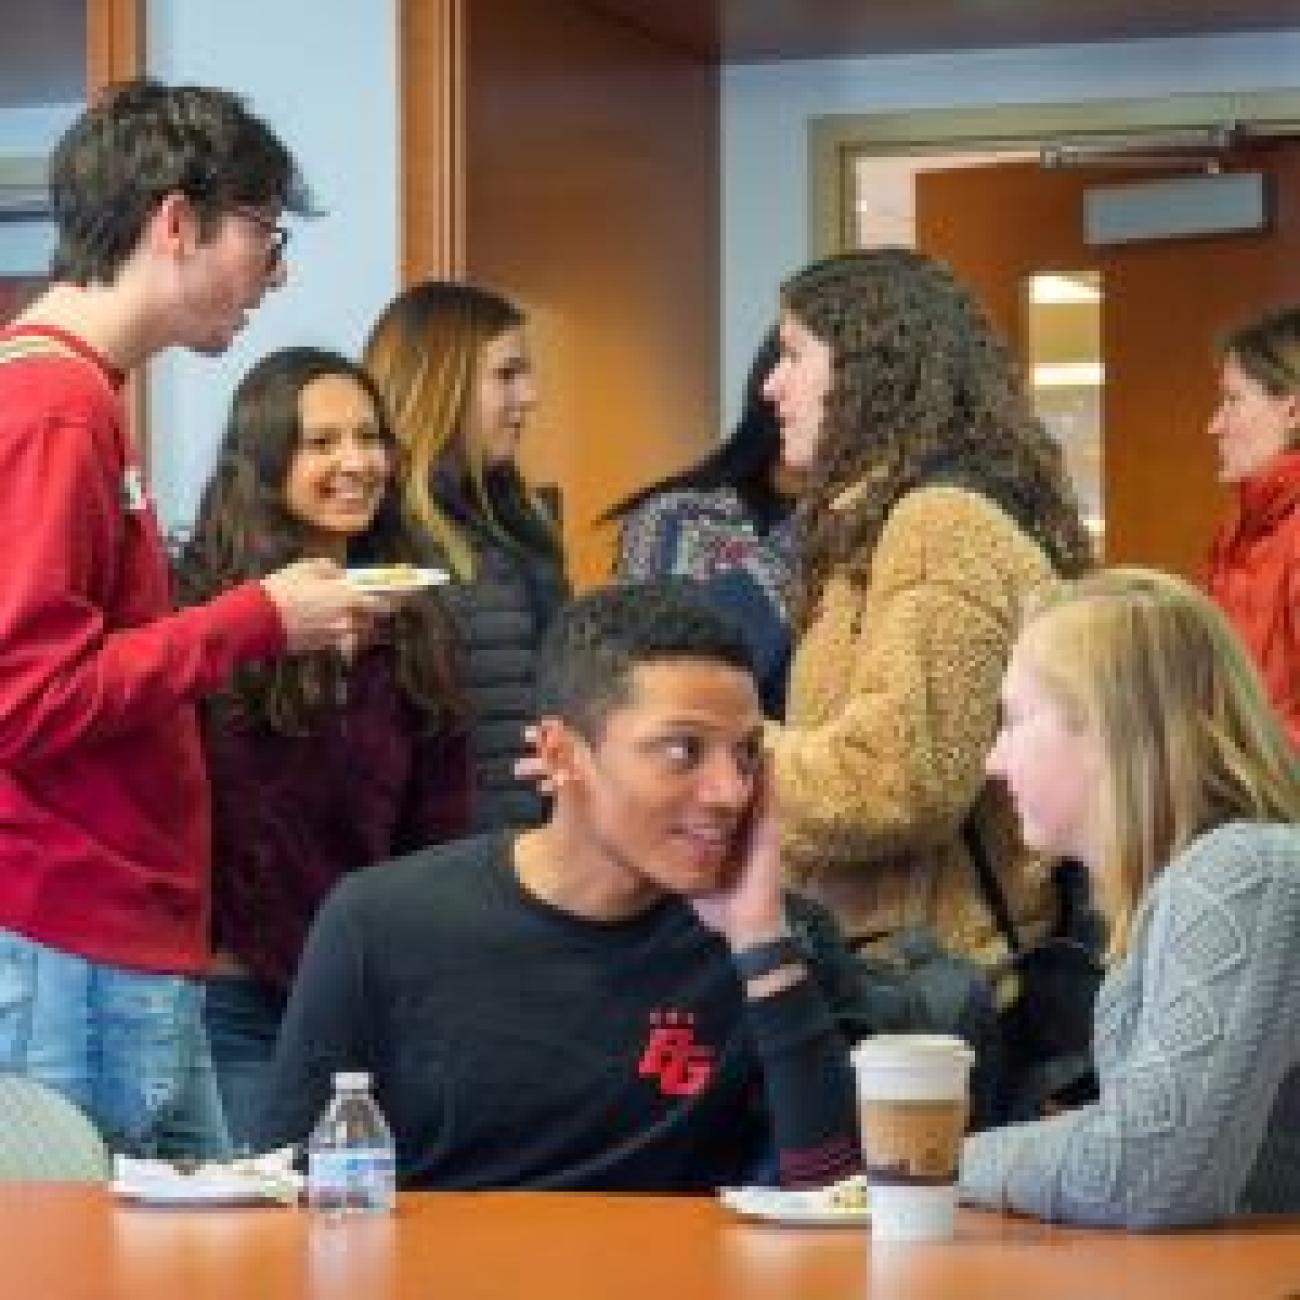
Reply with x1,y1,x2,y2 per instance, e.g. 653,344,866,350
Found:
229,205,290,266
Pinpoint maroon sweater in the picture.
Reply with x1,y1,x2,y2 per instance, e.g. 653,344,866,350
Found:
204,645,470,990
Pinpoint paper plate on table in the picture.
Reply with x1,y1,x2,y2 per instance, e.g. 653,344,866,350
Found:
720,1180,869,1227
111,1152,301,1206
345,565,450,594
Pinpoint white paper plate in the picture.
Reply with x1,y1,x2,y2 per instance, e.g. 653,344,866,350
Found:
112,1175,293,1206
111,1154,301,1206
720,1184,869,1227
345,566,450,594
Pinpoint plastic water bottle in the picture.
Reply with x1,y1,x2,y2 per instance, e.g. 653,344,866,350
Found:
306,1071,396,1216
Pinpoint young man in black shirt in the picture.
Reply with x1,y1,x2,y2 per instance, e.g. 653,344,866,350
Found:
260,581,864,1190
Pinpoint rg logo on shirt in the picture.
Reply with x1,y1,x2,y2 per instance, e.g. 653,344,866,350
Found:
637,1011,715,1097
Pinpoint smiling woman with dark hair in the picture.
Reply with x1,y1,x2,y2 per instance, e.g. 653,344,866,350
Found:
175,346,469,1147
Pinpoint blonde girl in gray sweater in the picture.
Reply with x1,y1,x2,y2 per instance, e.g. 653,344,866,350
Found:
960,567,1300,1228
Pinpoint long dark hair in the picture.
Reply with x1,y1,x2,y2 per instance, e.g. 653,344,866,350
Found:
174,346,461,735
604,330,788,528
781,249,1093,626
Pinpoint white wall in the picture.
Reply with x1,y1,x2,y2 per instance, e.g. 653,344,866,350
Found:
723,30,1300,420
148,0,399,531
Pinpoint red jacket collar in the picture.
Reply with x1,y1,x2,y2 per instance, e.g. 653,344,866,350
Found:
1232,447,1300,540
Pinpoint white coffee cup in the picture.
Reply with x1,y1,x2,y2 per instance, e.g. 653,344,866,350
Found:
851,1034,975,1243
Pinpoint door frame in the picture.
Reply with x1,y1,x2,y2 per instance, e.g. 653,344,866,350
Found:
87,0,147,459
398,0,467,284
812,91,1300,577
811,89,1300,257
87,0,144,96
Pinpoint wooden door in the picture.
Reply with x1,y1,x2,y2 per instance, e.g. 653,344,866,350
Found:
427,0,720,587
915,144,1300,578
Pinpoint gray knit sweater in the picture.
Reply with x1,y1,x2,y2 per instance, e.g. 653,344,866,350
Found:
960,821,1300,1228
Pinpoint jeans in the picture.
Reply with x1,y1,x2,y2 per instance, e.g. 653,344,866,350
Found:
204,974,286,1153
0,928,230,1160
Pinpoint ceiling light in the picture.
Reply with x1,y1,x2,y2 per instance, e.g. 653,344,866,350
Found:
1032,362,1105,389
1029,274,1101,305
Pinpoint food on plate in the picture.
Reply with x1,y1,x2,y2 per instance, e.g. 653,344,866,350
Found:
718,1174,870,1225
825,1173,869,1211
347,564,418,588
345,564,448,592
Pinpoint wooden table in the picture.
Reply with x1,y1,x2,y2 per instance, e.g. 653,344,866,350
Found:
3,1185,1297,1300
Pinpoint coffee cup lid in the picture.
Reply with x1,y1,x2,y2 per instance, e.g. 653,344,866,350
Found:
850,1034,975,1067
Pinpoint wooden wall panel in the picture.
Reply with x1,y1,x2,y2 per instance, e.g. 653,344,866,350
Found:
86,0,143,98
86,0,147,467
400,0,466,282
916,148,1300,578
463,0,720,586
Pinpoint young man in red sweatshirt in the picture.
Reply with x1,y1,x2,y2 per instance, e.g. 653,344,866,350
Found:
0,80,381,1159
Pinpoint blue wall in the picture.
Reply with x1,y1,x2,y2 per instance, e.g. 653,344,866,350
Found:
0,103,80,276
723,30,1300,423
147,0,399,531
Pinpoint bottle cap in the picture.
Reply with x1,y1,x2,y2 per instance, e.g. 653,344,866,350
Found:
333,1070,371,1091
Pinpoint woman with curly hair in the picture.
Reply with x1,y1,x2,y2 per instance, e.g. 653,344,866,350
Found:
364,282,569,831
962,568,1299,1226
763,247,1094,985
175,347,469,1146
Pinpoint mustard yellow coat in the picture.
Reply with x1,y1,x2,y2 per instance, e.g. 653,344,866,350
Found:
770,484,1057,964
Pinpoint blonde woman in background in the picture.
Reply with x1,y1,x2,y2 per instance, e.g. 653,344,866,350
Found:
961,568,1300,1227
365,282,569,831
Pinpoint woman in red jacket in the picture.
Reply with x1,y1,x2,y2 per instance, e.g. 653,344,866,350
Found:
1204,306,1300,748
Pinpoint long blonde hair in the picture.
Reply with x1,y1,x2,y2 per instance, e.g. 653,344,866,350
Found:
1019,568,1299,958
363,280,557,580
